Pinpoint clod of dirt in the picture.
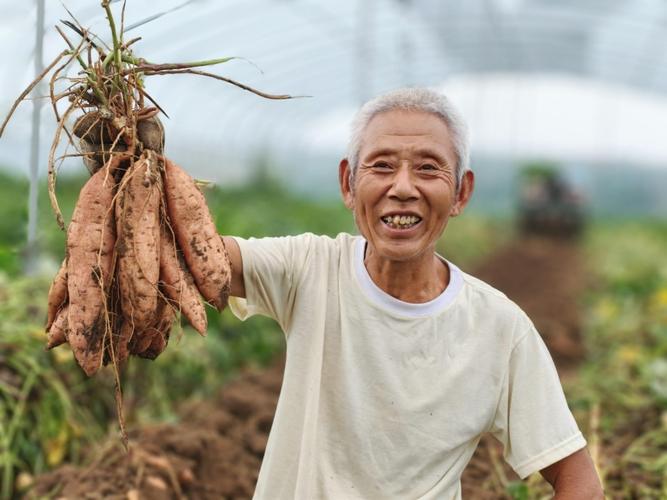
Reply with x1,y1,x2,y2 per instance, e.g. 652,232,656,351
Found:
79,138,127,174
137,116,165,153
73,111,117,144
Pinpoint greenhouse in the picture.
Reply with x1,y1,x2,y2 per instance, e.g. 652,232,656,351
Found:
0,1,665,498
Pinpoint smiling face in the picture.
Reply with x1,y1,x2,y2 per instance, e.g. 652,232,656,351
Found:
340,109,474,264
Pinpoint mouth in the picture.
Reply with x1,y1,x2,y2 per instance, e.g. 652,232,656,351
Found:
381,214,422,230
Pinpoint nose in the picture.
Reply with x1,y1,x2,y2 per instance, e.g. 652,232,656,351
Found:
387,163,419,201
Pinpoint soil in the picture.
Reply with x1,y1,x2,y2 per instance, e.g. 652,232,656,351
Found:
31,362,285,500
30,235,586,500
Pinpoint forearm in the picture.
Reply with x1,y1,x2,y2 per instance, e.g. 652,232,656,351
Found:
541,449,604,499
553,485,604,500
222,235,245,298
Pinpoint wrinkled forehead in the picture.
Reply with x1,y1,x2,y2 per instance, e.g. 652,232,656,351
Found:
359,109,456,163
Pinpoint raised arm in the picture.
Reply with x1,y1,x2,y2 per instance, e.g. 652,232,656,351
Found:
540,448,604,499
222,236,245,299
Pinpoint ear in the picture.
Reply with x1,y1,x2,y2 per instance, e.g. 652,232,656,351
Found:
339,158,355,210
450,170,475,217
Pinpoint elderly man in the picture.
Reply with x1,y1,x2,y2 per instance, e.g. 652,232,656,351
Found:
221,88,603,499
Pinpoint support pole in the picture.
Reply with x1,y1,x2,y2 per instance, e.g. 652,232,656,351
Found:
26,0,45,275
356,0,375,104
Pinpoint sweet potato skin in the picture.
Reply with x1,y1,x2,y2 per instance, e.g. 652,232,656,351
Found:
115,152,161,349
136,295,174,360
162,157,230,310
66,164,116,376
47,305,68,349
159,223,207,335
46,258,68,330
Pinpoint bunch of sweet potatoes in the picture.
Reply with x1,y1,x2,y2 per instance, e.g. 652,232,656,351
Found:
45,113,230,375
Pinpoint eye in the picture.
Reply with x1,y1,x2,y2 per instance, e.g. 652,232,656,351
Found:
419,163,439,172
372,161,392,170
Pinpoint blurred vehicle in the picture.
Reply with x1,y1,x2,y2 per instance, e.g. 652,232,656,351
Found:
517,163,586,238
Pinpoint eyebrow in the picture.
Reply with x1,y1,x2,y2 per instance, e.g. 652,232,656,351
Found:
362,147,450,164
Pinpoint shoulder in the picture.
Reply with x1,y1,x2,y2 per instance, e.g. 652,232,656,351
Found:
234,232,356,265
458,269,512,302
285,232,357,253
454,267,534,347
235,232,353,247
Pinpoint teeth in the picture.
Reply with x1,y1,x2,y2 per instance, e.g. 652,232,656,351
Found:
382,215,421,228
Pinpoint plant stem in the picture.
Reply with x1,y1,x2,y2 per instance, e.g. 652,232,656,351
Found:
102,0,122,73
142,68,296,100
55,26,88,70
126,56,237,74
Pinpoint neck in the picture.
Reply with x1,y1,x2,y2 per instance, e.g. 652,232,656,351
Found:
364,245,449,303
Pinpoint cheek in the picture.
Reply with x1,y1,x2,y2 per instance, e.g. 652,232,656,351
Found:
351,182,376,217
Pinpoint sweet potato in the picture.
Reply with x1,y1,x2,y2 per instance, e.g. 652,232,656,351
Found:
138,322,172,360
128,325,154,356
46,258,68,330
67,164,116,376
46,305,68,350
162,157,230,310
115,152,161,341
127,294,164,356
135,295,175,360
159,223,207,335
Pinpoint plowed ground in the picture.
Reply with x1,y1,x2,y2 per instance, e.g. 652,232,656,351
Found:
31,236,585,499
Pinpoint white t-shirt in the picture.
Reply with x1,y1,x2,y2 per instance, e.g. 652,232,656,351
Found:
229,233,585,500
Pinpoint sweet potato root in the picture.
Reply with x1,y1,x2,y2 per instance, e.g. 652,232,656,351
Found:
66,164,116,376
115,152,161,346
46,258,68,330
162,157,231,310
159,223,207,335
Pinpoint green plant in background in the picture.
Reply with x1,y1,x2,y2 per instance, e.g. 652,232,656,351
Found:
565,220,667,498
506,481,530,500
0,275,111,499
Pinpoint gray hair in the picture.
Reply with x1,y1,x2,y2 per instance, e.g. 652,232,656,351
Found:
346,87,470,189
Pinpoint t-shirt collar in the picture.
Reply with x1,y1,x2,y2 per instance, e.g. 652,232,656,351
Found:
353,236,463,318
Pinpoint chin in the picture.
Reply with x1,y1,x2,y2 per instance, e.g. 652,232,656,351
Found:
373,240,428,262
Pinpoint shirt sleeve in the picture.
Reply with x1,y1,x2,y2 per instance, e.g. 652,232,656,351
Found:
489,325,587,479
228,234,310,331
